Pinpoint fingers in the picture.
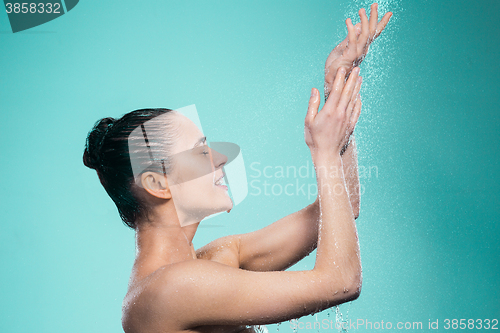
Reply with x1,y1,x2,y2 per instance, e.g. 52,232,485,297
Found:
332,22,361,58
346,18,356,47
306,88,320,124
349,96,362,134
346,76,362,117
324,67,347,110
337,67,360,112
346,3,391,59
358,8,370,47
354,22,362,36
369,3,378,36
375,12,392,38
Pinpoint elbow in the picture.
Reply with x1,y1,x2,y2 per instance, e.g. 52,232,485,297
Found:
337,272,362,303
346,273,362,301
350,261,363,298
319,269,362,306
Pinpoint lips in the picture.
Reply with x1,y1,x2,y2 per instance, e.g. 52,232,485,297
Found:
215,174,227,190
215,174,224,185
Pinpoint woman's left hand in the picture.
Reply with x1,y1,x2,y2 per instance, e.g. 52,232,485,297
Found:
324,3,392,99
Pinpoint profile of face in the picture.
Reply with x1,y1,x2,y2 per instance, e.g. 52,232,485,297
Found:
166,113,233,226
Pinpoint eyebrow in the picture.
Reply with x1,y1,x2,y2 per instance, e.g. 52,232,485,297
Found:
192,136,207,148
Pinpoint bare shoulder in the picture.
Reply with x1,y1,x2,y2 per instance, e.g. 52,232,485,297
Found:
196,234,241,268
122,234,242,332
122,259,242,332
122,265,172,333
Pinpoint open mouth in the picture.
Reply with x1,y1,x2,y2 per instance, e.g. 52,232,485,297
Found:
214,174,227,187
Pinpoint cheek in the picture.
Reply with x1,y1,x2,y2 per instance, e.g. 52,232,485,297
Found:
200,172,215,189
173,156,214,184
173,172,214,197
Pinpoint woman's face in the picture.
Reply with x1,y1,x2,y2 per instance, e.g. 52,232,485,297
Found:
167,113,233,226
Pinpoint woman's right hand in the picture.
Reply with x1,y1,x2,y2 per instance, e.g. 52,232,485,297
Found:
304,66,363,159
324,3,392,100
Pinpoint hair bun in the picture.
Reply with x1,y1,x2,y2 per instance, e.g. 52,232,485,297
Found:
83,117,116,170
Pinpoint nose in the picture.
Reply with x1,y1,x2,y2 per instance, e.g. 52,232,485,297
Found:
210,147,228,170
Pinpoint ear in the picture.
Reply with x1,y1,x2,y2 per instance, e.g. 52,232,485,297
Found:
140,172,172,199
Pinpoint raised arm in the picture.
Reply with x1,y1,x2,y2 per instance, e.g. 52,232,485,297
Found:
196,91,361,274
304,66,362,283
147,68,363,331
230,89,361,272
199,4,388,272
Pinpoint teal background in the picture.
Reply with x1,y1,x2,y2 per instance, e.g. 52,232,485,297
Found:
1,0,498,332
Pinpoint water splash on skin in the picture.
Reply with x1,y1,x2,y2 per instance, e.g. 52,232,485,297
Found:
339,0,402,157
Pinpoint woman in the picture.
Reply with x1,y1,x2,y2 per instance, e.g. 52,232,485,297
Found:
83,4,391,332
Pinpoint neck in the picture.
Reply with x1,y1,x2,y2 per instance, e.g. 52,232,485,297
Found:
131,201,200,282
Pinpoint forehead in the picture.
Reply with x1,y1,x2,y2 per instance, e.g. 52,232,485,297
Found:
171,112,204,150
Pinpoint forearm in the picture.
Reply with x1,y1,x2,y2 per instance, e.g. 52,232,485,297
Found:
237,201,319,271
341,135,360,218
312,153,361,289
240,143,359,271
236,150,360,274
312,136,360,216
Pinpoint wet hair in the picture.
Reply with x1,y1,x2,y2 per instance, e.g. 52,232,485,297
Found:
83,108,178,229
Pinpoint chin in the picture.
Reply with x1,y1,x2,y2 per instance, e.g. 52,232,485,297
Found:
222,199,233,213
212,185,233,211
211,199,233,215
193,199,232,220
209,198,233,217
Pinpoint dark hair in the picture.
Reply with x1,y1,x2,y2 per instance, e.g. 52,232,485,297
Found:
83,108,177,229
